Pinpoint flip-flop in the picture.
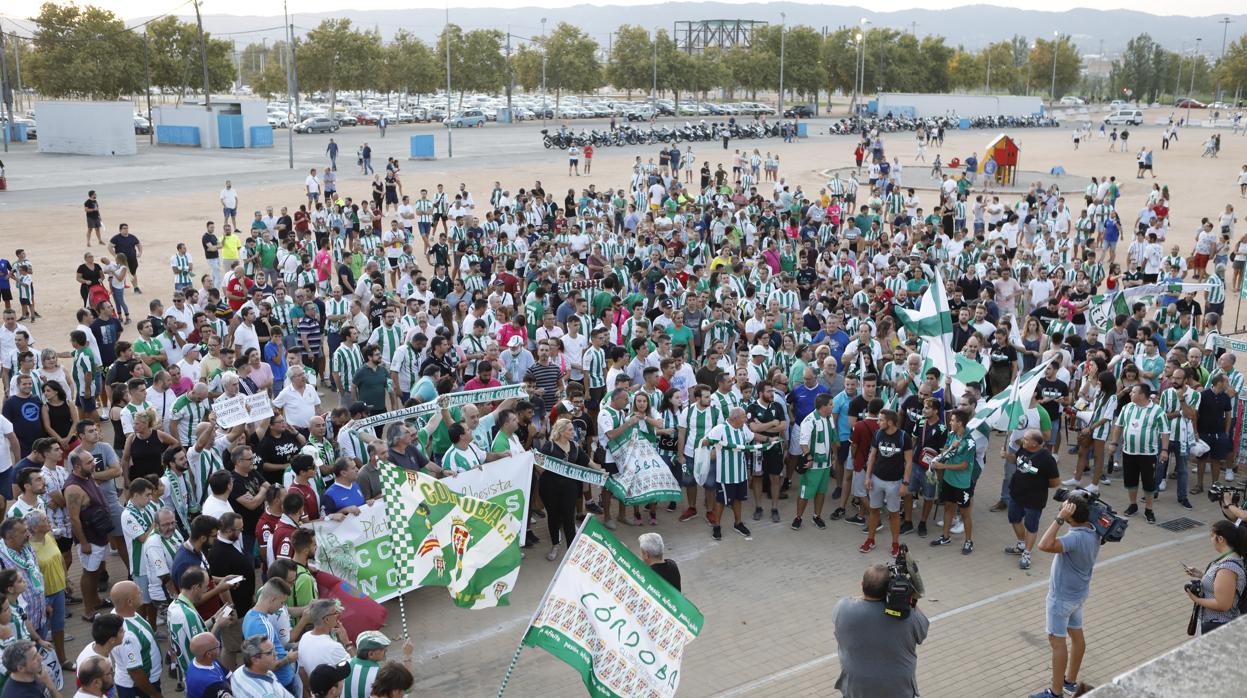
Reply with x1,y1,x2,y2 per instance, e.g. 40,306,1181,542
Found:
81,612,101,623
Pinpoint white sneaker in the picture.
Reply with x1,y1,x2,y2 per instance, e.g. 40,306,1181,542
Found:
950,516,965,534
1085,484,1100,495
1061,478,1081,487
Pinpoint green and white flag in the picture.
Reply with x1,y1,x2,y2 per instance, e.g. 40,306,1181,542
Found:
519,516,703,698
896,267,974,398
604,436,682,505
381,461,525,609
1087,292,1129,332
968,355,1057,434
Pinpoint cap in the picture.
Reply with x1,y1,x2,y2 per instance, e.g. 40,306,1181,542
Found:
507,335,524,348
750,346,769,358
348,401,370,416
660,299,674,309
356,630,392,653
309,661,352,696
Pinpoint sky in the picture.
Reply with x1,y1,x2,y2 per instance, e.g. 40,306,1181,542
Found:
1,0,1243,21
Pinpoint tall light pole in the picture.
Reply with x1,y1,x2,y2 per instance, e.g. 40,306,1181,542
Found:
651,29,658,115
445,6,453,158
192,0,212,110
1187,37,1201,125
852,31,863,114
858,18,870,111
778,12,786,117
1217,17,1232,102
283,0,293,168
986,48,992,93
1050,30,1059,103
540,18,548,119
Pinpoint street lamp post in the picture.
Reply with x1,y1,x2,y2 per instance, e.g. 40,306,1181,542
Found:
651,30,658,116
778,12,786,118
1050,30,1059,103
857,18,870,114
541,18,548,120
1187,38,1201,125
852,31,863,114
445,6,453,158
1217,18,1232,102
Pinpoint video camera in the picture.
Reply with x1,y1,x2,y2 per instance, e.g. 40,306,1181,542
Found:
884,544,925,619
1207,481,1247,506
1053,487,1127,544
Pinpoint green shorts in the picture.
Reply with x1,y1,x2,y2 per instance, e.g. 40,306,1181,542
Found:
799,467,831,499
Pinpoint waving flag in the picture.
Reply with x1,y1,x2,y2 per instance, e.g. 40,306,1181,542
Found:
896,267,981,398
968,355,1057,433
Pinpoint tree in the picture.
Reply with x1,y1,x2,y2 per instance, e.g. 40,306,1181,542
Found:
726,45,769,98
384,30,439,103
1215,36,1247,99
145,16,234,101
820,28,858,96
544,22,602,104
606,25,652,98
297,19,379,115
511,44,542,94
779,25,826,103
27,2,143,99
947,48,984,92
251,60,287,100
437,25,506,108
1110,33,1174,103
1028,36,1081,99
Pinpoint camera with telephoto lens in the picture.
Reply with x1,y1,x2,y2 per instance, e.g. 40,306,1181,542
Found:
884,544,925,619
1053,487,1128,544
1207,481,1246,506
1184,578,1203,596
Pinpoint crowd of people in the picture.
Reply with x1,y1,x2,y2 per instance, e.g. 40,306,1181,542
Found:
0,114,1243,698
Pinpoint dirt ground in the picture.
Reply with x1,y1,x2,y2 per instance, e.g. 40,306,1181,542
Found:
3,111,1246,346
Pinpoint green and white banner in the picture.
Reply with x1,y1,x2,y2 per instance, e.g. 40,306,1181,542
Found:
968,355,1057,434
1087,292,1129,331
605,437,682,505
383,457,532,609
534,451,609,487
312,453,533,605
520,516,703,698
349,385,529,432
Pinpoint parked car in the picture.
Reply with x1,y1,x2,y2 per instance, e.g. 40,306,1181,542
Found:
350,110,377,125
1103,109,1144,126
782,104,815,118
1058,96,1086,106
444,109,487,128
1174,98,1206,109
294,116,339,133
627,105,657,122
267,113,290,128
331,112,358,126
134,116,151,134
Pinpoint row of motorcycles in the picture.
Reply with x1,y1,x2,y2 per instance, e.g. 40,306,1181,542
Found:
826,113,1058,135
541,120,785,149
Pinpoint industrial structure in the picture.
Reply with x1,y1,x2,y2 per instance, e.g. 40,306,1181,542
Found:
673,19,767,54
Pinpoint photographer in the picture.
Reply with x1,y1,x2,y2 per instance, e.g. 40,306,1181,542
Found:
1183,519,1247,635
1032,496,1099,698
833,564,929,698
1218,490,1247,523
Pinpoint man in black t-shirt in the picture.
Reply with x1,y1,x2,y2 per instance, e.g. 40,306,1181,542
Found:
202,221,221,286
1034,361,1070,454
863,409,913,556
84,190,102,246
847,373,878,426
747,382,789,523
108,223,143,294
1195,374,1234,492
1005,430,1060,570
256,415,307,486
226,444,269,564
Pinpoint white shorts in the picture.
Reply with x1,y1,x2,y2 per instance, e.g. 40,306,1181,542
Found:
78,543,108,572
868,475,903,512
788,428,803,456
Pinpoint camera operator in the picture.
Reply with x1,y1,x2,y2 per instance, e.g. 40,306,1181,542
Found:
1183,519,1247,635
1032,496,1099,698
1218,490,1247,523
833,564,929,698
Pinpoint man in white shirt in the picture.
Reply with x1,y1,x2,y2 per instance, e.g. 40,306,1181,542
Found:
304,168,321,205
296,600,351,678
220,180,239,228
273,367,321,430
1028,268,1056,311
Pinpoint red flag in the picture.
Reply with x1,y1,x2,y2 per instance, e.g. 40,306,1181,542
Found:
313,570,388,642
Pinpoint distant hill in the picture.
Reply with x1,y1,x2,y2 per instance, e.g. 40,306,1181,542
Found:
169,2,1245,56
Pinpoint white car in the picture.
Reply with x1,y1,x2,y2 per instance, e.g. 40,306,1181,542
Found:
1108,100,1128,111
1103,109,1143,126
1058,96,1085,106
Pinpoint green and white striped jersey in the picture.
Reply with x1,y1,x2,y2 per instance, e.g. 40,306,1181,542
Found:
343,657,382,698
445,444,484,474
1089,393,1117,440
71,347,98,399
368,324,404,365
705,422,756,484
713,389,741,417
1207,273,1225,304
1159,386,1200,436
171,254,194,285
680,403,720,457
332,343,365,390
800,411,837,467
325,298,352,332
120,613,163,685
172,394,210,446
120,502,155,575
583,346,607,389
1113,401,1167,455
166,595,204,678
414,198,433,223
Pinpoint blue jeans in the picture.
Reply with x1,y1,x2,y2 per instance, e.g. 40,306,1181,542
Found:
363,157,373,174
282,672,303,698
113,286,130,318
1155,449,1189,501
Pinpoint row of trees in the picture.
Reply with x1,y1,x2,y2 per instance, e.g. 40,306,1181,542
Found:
11,2,1247,105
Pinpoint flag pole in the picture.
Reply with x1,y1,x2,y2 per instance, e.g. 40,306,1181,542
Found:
497,515,593,697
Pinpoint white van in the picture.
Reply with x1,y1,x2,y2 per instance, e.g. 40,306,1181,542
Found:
1103,109,1143,126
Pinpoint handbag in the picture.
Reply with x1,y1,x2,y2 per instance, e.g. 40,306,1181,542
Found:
693,445,712,486
1190,439,1211,458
